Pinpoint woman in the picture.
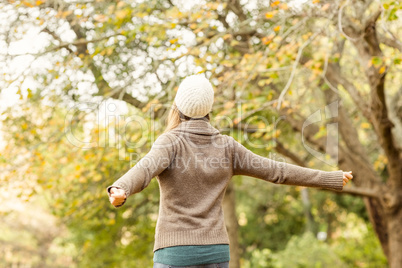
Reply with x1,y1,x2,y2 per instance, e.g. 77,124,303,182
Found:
107,74,353,268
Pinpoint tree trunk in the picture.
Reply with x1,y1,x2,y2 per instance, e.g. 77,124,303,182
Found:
364,197,390,260
301,188,317,235
223,181,240,268
387,205,402,268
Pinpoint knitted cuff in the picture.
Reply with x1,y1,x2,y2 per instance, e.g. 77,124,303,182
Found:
319,170,344,192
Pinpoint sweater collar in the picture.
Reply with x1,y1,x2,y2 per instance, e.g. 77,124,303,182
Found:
171,118,220,136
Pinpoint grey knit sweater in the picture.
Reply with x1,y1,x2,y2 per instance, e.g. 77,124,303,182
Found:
106,118,344,252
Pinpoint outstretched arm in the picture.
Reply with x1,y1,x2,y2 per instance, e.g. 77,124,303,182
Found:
106,133,176,207
228,136,348,191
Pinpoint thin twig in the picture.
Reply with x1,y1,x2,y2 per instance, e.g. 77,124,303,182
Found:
276,30,320,110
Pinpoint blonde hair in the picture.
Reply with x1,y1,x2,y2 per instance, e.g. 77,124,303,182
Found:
164,102,211,133
164,102,182,133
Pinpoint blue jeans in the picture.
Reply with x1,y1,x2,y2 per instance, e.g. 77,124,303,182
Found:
153,261,230,268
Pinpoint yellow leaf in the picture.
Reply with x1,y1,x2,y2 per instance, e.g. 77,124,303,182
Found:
93,174,102,182
223,34,232,40
361,122,371,129
265,145,273,150
322,3,330,11
313,0,320,3
106,47,114,55
116,9,129,19
94,14,108,22
261,37,272,45
379,66,386,74
281,100,290,108
22,1,34,7
61,10,73,18
117,1,126,8
280,3,288,10
274,25,281,32
253,131,263,138
230,40,239,46
107,5,115,13
224,101,235,109
273,129,281,138
265,12,274,19
36,0,42,5
169,38,178,44
271,1,280,7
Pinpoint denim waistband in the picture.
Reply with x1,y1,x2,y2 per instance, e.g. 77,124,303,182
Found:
153,261,229,268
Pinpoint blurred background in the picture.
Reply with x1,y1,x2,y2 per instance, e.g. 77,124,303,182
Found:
0,0,401,267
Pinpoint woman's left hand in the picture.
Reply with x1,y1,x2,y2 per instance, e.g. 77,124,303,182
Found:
109,187,127,207
343,171,353,186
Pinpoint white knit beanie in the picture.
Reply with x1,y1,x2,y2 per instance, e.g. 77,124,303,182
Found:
174,74,214,118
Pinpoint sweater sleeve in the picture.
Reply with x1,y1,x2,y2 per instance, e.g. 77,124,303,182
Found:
106,133,176,201
229,136,344,191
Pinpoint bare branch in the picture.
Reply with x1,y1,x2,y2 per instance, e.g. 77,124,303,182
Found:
363,6,383,29
274,140,306,166
378,33,402,52
324,186,379,198
4,34,120,57
227,0,247,21
321,79,383,185
217,13,230,29
325,63,374,124
275,138,379,198
277,7,339,110
338,0,364,41
276,30,321,110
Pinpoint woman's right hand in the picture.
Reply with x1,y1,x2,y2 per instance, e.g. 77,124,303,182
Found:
109,187,127,207
342,171,353,186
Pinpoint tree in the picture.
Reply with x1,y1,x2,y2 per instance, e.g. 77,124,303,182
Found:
1,0,401,266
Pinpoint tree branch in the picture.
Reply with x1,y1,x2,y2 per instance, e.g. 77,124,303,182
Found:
274,140,306,166
5,34,120,57
321,79,383,185
36,2,147,109
326,63,374,122
377,33,402,52
355,7,402,188
324,186,379,198
275,139,379,198
276,30,321,110
324,38,374,125
227,0,247,22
